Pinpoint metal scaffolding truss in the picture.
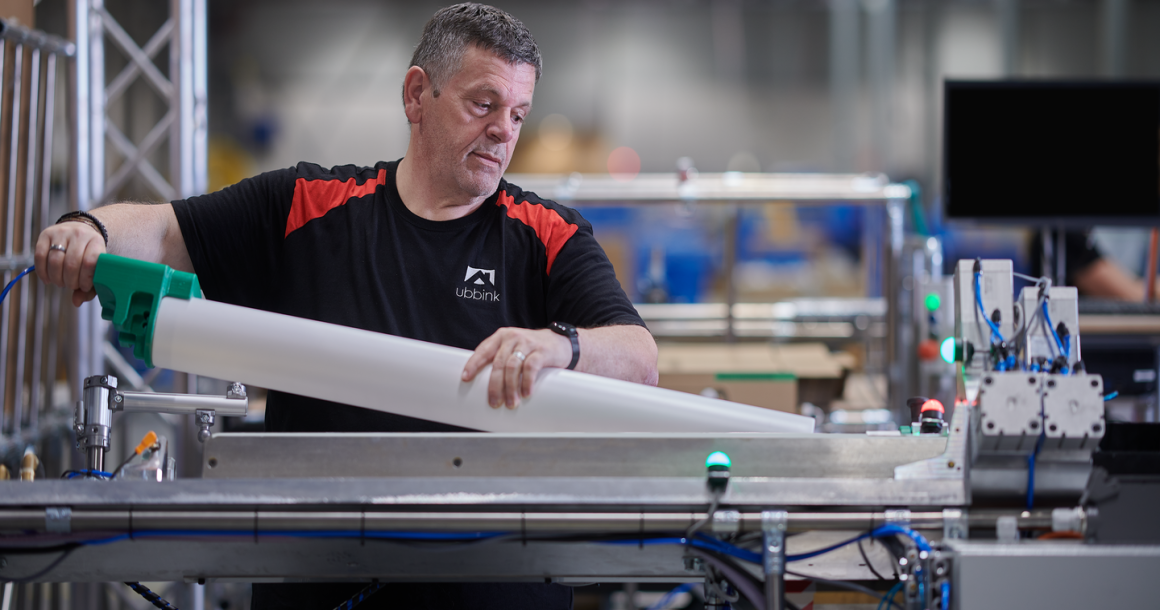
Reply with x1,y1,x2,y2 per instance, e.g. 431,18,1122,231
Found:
69,0,207,385
72,0,207,209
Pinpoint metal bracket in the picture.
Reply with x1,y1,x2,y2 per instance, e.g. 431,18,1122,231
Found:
226,382,246,400
45,507,71,534
711,510,741,535
894,401,971,484
942,508,967,540
762,510,788,610
195,409,215,443
885,508,912,527
1051,507,1084,533
996,515,1019,543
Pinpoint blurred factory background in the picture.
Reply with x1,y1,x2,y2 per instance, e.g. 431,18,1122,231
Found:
28,0,1160,304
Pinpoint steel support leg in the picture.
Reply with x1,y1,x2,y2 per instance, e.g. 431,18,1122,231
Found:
762,510,788,610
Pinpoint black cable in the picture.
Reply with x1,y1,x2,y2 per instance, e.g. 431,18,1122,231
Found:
332,581,384,610
686,492,720,541
0,546,77,583
111,451,139,479
124,582,180,610
857,538,891,582
786,570,903,610
0,542,81,555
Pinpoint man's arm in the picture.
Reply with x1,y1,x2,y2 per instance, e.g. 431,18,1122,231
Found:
1072,257,1157,301
461,324,659,409
34,203,189,306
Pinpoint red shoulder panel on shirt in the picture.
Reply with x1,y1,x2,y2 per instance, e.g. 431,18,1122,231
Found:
497,190,579,276
285,169,388,238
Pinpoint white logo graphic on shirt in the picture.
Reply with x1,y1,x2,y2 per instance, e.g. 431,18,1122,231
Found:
458,265,500,302
464,266,496,286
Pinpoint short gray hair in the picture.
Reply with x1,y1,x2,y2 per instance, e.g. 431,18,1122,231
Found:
409,3,542,98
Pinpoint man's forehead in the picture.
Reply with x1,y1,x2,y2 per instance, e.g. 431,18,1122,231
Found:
453,48,536,102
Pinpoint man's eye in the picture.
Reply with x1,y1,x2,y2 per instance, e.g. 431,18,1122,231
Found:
475,102,491,111
513,115,524,124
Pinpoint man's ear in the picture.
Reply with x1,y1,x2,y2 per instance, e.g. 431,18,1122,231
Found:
402,66,430,124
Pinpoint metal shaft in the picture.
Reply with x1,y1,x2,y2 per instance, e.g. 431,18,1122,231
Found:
87,446,104,473
766,574,785,610
118,390,247,416
0,507,1078,535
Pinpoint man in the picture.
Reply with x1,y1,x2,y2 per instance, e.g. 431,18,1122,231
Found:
36,4,657,608
1031,229,1160,301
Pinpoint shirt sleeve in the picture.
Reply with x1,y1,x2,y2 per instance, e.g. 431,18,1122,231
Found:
545,217,645,329
170,168,297,309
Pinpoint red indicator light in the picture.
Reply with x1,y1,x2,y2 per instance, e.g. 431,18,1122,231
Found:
920,399,944,414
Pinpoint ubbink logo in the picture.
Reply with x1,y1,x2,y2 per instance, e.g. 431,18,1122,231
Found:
457,265,500,302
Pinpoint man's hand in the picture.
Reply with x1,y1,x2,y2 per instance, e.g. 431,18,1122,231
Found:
34,221,106,307
461,327,572,409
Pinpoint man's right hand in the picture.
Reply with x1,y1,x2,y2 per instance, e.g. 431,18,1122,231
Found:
34,220,106,307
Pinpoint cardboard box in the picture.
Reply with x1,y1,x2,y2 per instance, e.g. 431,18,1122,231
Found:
656,343,848,413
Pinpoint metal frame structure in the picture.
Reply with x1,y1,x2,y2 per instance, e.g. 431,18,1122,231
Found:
507,172,911,413
0,21,74,453
69,0,208,388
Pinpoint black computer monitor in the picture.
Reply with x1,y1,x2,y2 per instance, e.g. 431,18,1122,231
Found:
943,80,1160,226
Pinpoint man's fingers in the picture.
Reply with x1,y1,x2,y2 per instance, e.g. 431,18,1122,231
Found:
61,237,91,292
72,289,96,307
462,334,501,382
503,348,525,408
487,348,508,408
520,351,545,398
78,239,103,293
48,242,67,288
33,233,50,284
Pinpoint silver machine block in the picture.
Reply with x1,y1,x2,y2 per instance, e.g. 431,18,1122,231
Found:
976,372,1043,452
1041,374,1105,450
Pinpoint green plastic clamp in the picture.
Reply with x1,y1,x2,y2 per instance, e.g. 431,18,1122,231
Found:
92,254,202,367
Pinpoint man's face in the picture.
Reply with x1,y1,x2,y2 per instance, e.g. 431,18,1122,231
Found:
418,45,536,199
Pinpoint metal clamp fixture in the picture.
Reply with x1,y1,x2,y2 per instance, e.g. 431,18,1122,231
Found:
943,508,967,540
76,375,118,472
762,509,788,610
74,374,248,473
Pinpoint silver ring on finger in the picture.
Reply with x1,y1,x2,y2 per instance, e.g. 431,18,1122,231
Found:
513,350,526,362
50,243,67,253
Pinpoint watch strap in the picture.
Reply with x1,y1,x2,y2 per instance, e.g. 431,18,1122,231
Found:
565,330,579,370
550,322,580,370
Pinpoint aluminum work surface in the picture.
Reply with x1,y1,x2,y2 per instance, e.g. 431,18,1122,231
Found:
0,432,961,508
946,540,1160,610
201,432,946,479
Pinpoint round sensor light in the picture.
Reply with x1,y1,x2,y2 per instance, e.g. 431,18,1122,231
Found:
940,337,956,363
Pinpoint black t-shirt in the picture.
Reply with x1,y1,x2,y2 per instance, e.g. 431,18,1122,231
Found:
1028,229,1104,287
171,160,643,432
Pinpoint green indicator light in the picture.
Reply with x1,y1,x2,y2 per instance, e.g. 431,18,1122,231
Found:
705,451,731,469
940,337,956,364
924,293,941,311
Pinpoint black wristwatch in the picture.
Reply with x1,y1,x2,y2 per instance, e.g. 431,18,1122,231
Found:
549,321,580,370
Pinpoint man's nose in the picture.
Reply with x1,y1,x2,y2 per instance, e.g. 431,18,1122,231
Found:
486,113,517,143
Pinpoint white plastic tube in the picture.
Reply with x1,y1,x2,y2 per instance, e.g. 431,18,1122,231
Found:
152,297,815,433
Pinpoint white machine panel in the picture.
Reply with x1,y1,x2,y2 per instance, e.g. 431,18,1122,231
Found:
1019,286,1080,368
954,259,1014,373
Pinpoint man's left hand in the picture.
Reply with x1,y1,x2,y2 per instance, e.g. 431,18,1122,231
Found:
461,327,572,409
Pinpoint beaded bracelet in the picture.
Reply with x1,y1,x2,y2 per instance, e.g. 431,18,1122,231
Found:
56,210,109,246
